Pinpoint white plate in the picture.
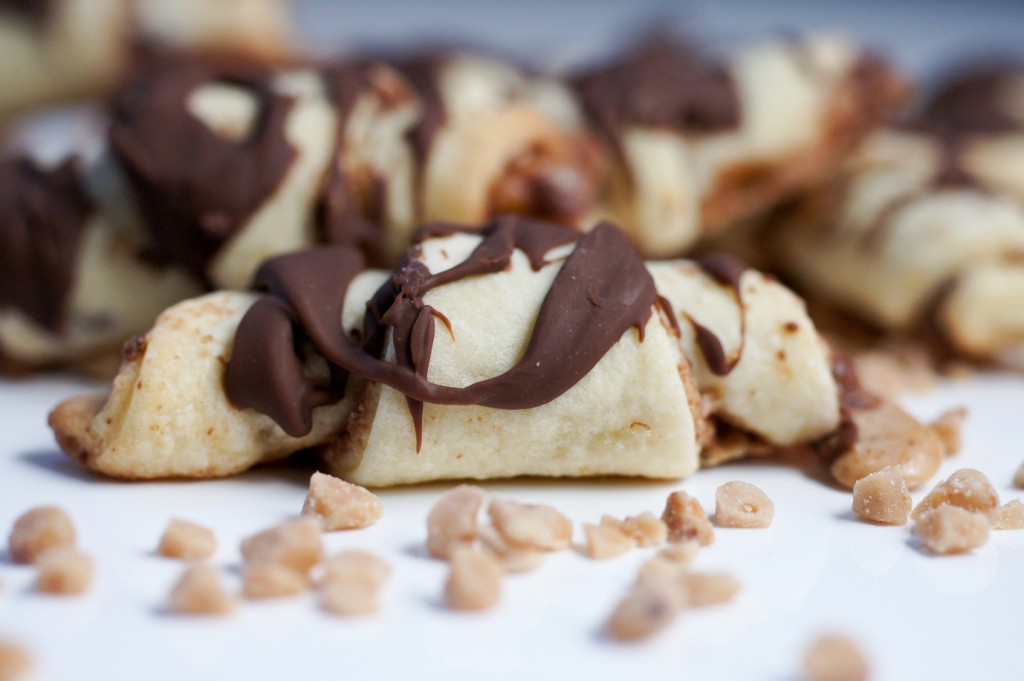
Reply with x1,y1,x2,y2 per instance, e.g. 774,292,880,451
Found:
1,372,1023,681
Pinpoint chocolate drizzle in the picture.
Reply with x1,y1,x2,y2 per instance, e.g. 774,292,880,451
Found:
391,57,447,169
571,37,740,145
0,157,92,332
909,63,1024,189
315,63,395,266
0,0,54,24
685,254,748,376
815,357,880,460
225,216,659,449
109,60,297,277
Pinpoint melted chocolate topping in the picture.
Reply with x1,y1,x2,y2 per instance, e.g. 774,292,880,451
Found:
391,57,447,168
109,60,297,277
571,37,740,144
815,357,881,460
226,216,659,449
685,254,748,376
910,63,1023,189
0,157,92,332
0,0,54,24
919,64,1023,137
315,63,392,266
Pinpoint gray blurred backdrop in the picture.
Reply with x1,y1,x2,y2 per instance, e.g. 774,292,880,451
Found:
295,0,1024,85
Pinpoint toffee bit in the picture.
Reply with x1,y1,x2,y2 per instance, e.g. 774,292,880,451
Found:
583,522,636,559
930,407,967,457
35,548,93,595
852,466,911,525
427,485,485,559
715,481,774,528
445,548,502,611
0,640,32,681
301,472,383,531
8,506,76,565
242,563,307,600
158,519,217,561
488,499,573,551
168,565,234,615
662,491,714,545
911,468,1000,521
914,506,990,555
240,518,323,575
993,499,1024,530
804,635,869,681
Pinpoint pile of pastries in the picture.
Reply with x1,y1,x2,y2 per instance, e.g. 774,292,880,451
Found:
2,0,1021,487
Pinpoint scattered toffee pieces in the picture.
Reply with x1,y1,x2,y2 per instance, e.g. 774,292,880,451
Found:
109,60,297,276
571,37,740,147
0,158,92,332
226,216,660,449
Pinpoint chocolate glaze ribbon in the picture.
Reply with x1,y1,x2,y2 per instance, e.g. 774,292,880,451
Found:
571,37,740,146
0,0,55,25
686,253,748,376
0,157,92,332
109,59,297,277
226,216,659,449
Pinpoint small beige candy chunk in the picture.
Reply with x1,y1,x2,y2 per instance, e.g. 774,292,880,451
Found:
680,572,741,607
477,524,544,574
994,499,1024,530
914,506,990,555
0,640,32,681
242,563,307,600
488,499,573,551
301,472,383,531
662,491,714,545
656,541,700,566
930,407,968,457
583,523,636,559
830,401,944,489
322,583,380,616
606,513,667,548
323,550,390,589
240,518,323,575
427,485,485,559
852,466,912,525
715,482,774,528
804,635,869,681
35,548,94,595
169,565,234,615
320,550,390,616
607,577,685,641
8,506,76,564
1014,463,1024,490
445,548,502,611
158,519,217,561
911,468,1000,521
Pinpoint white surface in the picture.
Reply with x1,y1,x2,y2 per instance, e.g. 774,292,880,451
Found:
1,373,1023,681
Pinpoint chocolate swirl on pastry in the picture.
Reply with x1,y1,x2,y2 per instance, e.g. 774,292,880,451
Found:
0,0,55,24
315,62,399,265
687,254,748,376
0,157,92,332
571,38,740,144
109,60,297,277
226,216,659,446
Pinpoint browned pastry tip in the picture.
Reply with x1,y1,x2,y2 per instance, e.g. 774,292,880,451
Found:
702,54,912,232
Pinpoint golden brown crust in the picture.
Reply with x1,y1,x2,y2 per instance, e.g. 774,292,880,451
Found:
48,393,107,471
702,56,911,233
